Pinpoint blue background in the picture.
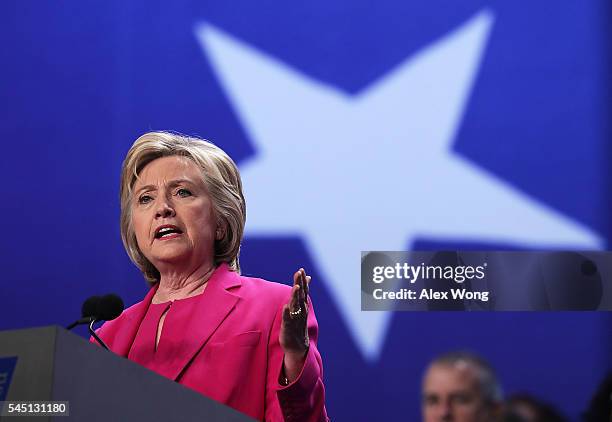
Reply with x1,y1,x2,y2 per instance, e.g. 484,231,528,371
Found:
1,1,611,420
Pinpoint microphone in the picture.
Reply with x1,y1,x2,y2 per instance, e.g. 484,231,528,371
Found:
66,296,101,330
96,294,124,321
66,294,125,350
82,295,101,320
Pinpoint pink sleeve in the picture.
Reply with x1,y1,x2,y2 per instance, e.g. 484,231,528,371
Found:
265,299,329,422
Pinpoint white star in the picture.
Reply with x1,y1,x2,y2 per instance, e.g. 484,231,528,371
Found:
194,10,603,361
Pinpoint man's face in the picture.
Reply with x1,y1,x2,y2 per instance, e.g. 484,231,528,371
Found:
422,362,496,422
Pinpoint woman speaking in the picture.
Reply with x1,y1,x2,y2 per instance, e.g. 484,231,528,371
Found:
95,131,328,421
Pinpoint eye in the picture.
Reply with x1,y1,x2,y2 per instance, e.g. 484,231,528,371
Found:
138,194,153,205
177,188,192,198
452,394,473,405
423,395,439,406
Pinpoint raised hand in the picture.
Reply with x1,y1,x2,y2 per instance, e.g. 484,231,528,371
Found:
279,268,311,383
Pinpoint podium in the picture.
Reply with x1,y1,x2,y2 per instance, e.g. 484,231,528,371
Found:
0,326,255,421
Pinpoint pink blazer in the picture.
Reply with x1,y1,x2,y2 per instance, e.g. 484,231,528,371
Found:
94,263,328,422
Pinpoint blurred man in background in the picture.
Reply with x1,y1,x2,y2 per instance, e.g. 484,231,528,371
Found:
422,351,503,422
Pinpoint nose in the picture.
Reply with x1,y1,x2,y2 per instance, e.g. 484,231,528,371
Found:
155,200,175,219
440,401,453,422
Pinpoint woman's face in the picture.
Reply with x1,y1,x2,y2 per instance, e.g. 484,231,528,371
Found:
131,155,218,272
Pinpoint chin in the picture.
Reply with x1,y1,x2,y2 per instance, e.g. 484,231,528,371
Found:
149,247,194,264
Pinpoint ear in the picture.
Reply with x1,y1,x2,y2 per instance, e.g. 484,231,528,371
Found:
215,221,226,240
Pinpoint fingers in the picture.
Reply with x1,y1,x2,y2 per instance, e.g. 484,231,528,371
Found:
293,269,301,290
304,273,311,298
289,283,300,312
289,268,312,316
287,268,313,319
296,268,311,306
298,269,305,304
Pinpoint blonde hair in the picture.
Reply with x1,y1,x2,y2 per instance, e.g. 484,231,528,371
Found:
120,131,246,284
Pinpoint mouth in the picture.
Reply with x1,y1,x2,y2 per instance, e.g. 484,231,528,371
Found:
154,225,184,240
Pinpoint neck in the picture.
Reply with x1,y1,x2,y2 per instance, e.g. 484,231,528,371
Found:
154,263,216,303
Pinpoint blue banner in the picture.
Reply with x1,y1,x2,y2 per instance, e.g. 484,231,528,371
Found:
0,358,18,402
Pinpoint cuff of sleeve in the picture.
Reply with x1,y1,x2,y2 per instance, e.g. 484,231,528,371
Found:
277,346,320,399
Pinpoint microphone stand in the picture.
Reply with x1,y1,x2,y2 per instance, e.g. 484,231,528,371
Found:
88,319,109,350
66,317,110,350
66,316,92,331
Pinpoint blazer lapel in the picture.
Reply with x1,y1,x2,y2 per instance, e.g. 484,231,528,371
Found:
108,285,157,357
160,263,242,381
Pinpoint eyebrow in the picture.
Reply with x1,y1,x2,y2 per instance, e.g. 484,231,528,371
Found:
134,179,197,194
